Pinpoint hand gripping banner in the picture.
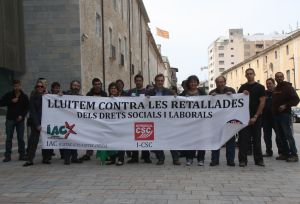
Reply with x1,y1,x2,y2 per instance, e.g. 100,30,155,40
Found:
41,94,249,150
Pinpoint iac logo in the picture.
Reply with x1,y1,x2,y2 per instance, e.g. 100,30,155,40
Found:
47,122,77,139
134,122,154,141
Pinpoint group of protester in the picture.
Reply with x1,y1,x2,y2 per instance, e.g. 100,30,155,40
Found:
0,68,299,168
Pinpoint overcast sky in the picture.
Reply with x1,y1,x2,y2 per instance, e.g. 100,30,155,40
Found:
143,0,300,83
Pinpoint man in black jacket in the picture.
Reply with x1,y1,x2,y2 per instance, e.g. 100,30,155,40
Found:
0,80,29,162
272,72,300,162
80,78,107,161
146,74,181,165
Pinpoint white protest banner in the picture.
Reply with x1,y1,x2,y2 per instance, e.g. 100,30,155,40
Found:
41,94,249,150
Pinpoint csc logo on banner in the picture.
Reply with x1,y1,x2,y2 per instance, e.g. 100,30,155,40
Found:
134,122,154,141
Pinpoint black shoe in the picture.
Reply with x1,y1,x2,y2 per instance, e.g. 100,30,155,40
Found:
173,160,181,165
255,161,265,166
156,160,164,165
105,160,115,165
209,161,219,166
71,159,83,164
42,160,51,164
19,155,28,161
263,151,273,157
79,155,91,161
286,155,299,162
144,158,152,163
239,162,247,167
64,160,70,165
3,157,11,162
227,161,235,166
127,158,139,164
23,161,33,167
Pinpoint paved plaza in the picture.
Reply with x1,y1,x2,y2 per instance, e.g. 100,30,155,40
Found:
0,120,299,204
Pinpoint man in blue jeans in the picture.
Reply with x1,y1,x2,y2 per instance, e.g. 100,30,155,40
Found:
0,80,29,162
272,72,299,162
209,76,236,166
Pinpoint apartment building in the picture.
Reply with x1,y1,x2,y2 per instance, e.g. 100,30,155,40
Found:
208,28,285,90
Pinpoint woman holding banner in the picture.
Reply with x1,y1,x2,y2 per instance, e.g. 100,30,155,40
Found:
180,75,207,166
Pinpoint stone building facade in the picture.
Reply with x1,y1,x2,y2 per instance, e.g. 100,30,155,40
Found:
0,0,172,95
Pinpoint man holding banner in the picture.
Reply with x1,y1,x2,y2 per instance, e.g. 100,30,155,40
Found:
238,68,265,167
146,74,181,165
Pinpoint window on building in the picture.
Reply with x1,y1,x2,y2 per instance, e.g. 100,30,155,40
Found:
265,56,268,63
230,39,233,43
119,38,122,54
219,61,224,65
219,53,224,57
287,70,290,82
248,63,251,68
124,37,127,58
275,50,278,59
231,47,234,50
231,62,234,65
231,55,234,57
219,68,225,72
109,27,112,45
218,46,224,50
210,49,212,53
121,0,124,19
96,13,101,37
256,44,264,48
113,0,117,11
257,59,259,68
286,45,289,55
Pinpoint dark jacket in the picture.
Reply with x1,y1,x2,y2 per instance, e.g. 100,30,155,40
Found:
209,86,236,95
86,88,107,97
0,90,29,121
29,92,42,129
179,88,206,96
146,87,172,96
262,90,273,120
272,81,300,115
127,88,147,96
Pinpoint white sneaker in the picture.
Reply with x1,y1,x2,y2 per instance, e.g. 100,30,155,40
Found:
197,160,204,166
186,160,193,166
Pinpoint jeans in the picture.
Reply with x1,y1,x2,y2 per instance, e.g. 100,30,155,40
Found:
238,117,263,163
262,117,283,155
5,120,26,158
185,150,205,161
274,113,298,156
211,136,235,163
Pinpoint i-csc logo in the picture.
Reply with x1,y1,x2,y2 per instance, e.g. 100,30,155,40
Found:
135,122,154,140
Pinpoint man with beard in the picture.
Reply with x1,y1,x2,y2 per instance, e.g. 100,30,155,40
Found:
62,80,83,165
272,72,299,162
80,78,107,161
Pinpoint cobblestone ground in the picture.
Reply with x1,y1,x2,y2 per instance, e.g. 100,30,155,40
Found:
0,121,299,204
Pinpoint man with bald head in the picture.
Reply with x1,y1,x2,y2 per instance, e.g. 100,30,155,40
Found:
272,72,299,162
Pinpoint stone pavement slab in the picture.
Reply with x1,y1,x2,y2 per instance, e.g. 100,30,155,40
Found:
0,124,299,204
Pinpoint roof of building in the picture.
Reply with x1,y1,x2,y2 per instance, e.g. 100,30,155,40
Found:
244,33,287,41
